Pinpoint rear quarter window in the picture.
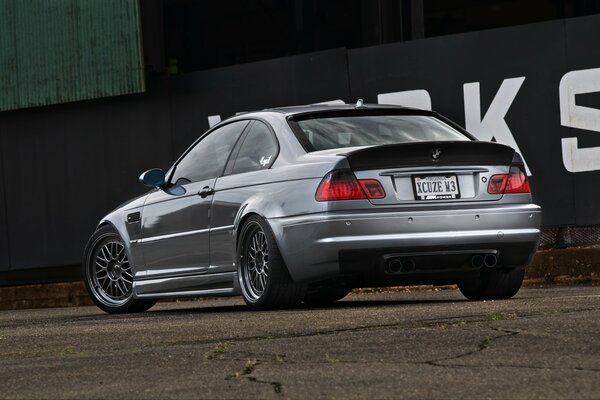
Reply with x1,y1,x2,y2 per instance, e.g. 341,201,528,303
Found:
231,121,278,174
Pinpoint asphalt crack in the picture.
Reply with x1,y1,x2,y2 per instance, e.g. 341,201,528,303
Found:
225,359,283,395
425,326,519,367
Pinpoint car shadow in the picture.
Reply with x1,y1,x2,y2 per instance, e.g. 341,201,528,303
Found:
143,296,468,316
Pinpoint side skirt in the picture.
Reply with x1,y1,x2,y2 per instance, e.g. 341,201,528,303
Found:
133,272,240,299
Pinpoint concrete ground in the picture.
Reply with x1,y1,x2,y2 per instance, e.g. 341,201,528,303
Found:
0,285,598,399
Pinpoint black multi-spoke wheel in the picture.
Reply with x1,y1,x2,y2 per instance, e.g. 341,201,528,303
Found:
83,225,156,313
238,216,306,310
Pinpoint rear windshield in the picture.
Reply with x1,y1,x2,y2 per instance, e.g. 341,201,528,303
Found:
294,115,469,151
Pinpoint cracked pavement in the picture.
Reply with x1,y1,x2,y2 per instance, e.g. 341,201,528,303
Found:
0,285,598,399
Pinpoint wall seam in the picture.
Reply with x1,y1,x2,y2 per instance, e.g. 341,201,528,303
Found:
0,117,13,271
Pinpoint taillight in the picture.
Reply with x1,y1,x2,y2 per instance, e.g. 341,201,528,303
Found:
487,166,530,194
315,170,386,201
358,179,386,199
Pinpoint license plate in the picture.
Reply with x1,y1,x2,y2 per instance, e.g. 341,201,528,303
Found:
413,175,460,200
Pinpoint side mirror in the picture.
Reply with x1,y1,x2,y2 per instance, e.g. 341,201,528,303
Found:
139,169,165,188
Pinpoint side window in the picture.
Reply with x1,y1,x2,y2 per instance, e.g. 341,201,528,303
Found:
171,120,248,184
231,121,278,174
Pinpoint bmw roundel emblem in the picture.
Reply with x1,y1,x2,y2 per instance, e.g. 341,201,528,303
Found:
431,148,442,161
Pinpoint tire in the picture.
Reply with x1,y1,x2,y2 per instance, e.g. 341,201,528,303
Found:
83,225,156,313
304,286,352,306
458,267,525,301
237,216,306,310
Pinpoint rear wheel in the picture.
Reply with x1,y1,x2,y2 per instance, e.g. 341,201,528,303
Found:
238,216,306,310
83,225,156,313
458,267,525,300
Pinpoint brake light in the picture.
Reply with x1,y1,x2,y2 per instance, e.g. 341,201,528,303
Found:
315,171,386,201
487,166,530,194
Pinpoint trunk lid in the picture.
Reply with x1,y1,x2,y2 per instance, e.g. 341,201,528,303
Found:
342,141,516,205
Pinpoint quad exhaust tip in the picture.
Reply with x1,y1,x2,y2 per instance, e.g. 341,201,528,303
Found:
386,253,497,274
471,253,498,268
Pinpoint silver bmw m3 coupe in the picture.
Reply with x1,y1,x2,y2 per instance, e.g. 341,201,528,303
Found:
83,103,541,313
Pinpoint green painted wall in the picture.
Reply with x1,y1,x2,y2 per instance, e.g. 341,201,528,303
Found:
0,0,145,112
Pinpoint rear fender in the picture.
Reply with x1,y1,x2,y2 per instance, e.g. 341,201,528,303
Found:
232,181,327,281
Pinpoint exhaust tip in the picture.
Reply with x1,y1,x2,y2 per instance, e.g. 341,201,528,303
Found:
484,254,498,268
387,259,403,274
471,255,484,268
401,259,415,272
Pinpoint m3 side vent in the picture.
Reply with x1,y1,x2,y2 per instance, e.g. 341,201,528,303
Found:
126,212,141,223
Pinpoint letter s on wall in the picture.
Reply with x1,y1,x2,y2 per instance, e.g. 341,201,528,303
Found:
560,68,600,173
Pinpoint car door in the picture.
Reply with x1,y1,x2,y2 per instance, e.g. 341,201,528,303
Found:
210,120,279,274
138,120,250,278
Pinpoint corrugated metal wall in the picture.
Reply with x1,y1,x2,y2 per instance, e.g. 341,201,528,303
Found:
0,0,145,112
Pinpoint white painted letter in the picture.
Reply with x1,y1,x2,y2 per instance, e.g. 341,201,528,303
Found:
463,77,530,175
559,68,600,172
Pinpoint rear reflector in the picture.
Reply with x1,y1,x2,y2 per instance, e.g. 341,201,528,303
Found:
487,166,530,194
487,175,508,194
316,170,386,201
358,179,386,199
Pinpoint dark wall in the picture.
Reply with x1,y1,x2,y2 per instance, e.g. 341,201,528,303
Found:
168,48,350,155
0,88,173,270
0,49,350,275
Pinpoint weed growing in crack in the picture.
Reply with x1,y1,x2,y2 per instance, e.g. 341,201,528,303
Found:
542,310,561,315
325,353,339,363
479,336,491,349
487,311,517,321
226,359,259,378
272,382,283,393
206,341,231,359
225,359,282,394
226,371,242,379
244,359,258,374
439,320,467,330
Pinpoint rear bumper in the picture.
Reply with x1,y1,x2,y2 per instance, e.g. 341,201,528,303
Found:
268,204,541,283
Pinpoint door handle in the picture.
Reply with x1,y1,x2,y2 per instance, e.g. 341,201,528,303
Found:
198,186,214,198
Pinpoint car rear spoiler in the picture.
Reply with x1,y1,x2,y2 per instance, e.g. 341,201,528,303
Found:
344,141,516,171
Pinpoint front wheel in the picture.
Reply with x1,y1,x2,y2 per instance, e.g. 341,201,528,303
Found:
458,267,525,301
83,225,156,313
237,216,306,310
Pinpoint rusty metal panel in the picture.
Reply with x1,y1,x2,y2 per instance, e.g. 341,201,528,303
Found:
0,0,145,112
